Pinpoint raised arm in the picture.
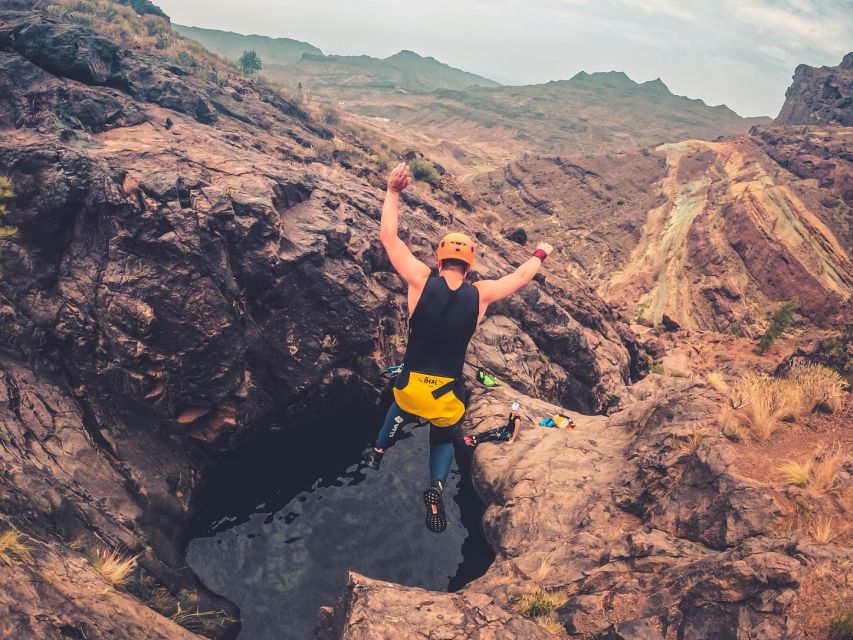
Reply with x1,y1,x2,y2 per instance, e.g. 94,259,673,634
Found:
380,162,431,289
475,242,553,313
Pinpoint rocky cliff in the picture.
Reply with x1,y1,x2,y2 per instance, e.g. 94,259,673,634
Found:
776,52,853,126
473,126,852,333
0,5,643,638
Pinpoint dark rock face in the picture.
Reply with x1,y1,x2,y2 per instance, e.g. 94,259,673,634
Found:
776,52,853,126
0,8,644,637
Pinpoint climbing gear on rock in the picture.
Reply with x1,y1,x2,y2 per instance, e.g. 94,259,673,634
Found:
539,414,575,430
423,481,447,533
380,363,404,380
476,369,499,387
437,232,475,272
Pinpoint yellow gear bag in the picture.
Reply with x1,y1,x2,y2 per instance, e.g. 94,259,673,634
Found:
393,370,465,427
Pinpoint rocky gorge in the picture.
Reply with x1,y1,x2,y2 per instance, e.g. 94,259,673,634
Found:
0,3,850,640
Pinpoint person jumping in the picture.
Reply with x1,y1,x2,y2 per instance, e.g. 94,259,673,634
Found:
363,161,553,533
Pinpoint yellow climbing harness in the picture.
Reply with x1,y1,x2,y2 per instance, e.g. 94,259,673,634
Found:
393,370,465,428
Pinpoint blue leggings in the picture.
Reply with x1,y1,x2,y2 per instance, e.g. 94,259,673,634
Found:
374,400,462,485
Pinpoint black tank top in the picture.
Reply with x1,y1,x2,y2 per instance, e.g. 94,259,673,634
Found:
402,275,479,379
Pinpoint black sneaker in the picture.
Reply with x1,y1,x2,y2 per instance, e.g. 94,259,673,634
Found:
423,482,447,533
361,446,384,470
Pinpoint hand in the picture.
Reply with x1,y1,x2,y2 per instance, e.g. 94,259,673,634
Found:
535,242,553,256
387,162,411,194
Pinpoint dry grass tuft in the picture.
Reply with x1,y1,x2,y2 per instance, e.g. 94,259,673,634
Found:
0,527,34,566
787,362,848,413
721,364,848,441
171,602,236,634
779,459,813,487
534,614,565,636
672,427,708,453
515,590,562,618
89,548,140,586
706,371,729,394
778,445,846,497
727,373,800,440
514,587,572,636
808,515,838,544
807,445,845,498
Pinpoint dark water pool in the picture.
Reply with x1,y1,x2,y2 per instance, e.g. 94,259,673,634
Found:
185,403,494,640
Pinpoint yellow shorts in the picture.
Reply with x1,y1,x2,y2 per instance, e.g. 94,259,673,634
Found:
393,370,465,428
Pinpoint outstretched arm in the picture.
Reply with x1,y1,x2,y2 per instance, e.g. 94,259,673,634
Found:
380,162,431,288
475,242,553,310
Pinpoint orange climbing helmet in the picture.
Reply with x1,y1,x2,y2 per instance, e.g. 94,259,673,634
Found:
437,232,475,272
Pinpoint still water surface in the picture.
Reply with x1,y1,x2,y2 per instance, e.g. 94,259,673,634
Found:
186,408,493,640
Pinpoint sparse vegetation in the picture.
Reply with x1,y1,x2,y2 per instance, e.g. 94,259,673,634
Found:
778,445,845,497
0,177,18,255
374,152,398,174
755,298,798,354
808,515,837,544
35,0,227,75
408,158,440,185
534,614,565,636
706,371,729,394
727,374,799,440
808,445,845,498
779,459,812,487
0,527,33,566
321,104,341,126
171,602,236,635
671,427,708,453
830,609,853,640
89,548,140,586
514,589,571,636
515,589,561,618
136,576,235,634
787,361,848,413
721,364,848,441
650,363,665,375
238,49,262,75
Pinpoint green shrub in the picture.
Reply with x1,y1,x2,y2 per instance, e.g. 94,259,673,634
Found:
830,609,853,640
238,49,262,75
650,363,665,375
756,299,798,355
408,158,440,185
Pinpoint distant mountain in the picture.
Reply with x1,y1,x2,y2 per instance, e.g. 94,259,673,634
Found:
175,25,498,93
776,52,853,126
173,24,321,65
336,70,770,167
263,49,499,95
174,25,767,166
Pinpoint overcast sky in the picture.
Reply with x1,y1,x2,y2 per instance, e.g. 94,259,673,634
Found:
158,0,852,117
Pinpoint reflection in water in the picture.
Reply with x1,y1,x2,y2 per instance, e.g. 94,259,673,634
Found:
186,406,493,640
